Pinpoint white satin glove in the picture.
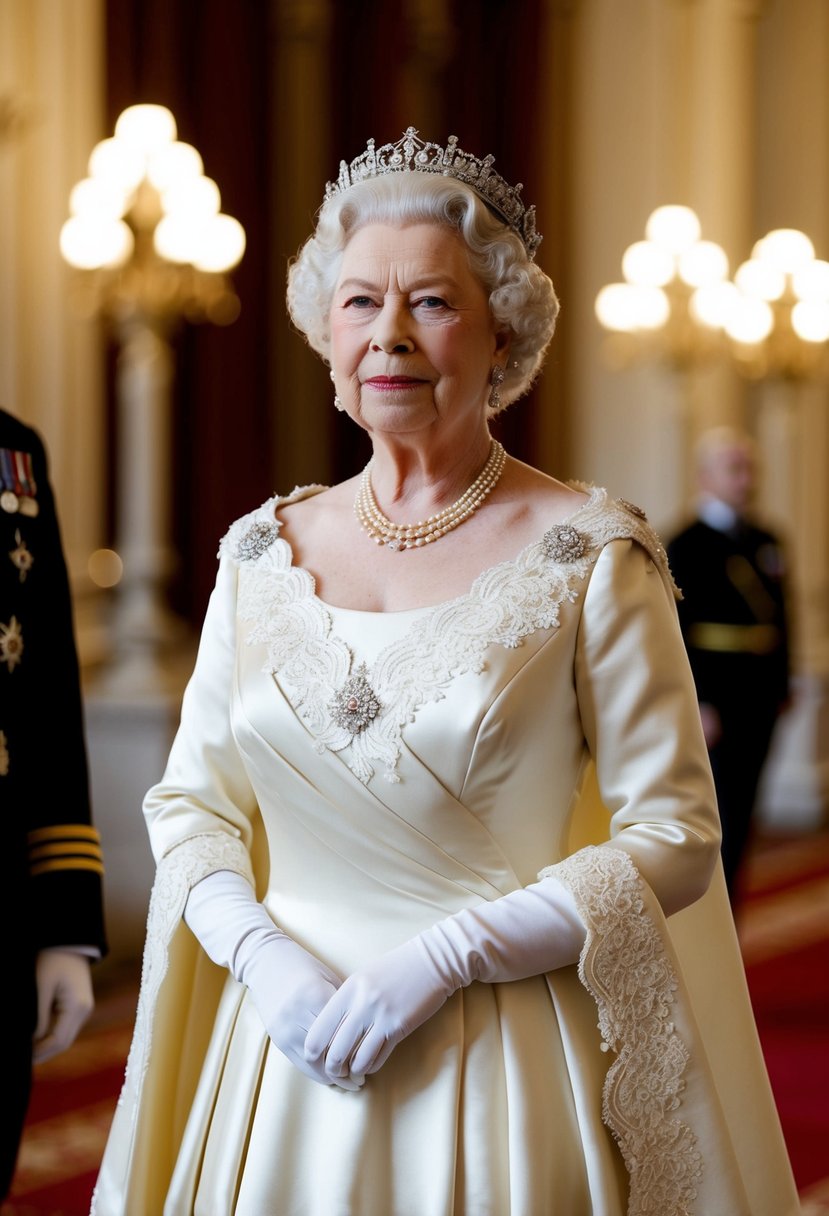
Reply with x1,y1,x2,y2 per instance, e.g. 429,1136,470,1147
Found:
305,875,586,1082
184,870,363,1091
33,949,95,1063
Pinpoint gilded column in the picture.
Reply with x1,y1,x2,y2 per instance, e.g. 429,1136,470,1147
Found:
568,0,698,527
682,0,763,443
752,0,829,828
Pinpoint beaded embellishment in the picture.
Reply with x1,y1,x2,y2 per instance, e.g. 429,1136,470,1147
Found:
221,485,679,784
330,664,382,735
619,498,648,520
542,523,587,562
236,521,280,562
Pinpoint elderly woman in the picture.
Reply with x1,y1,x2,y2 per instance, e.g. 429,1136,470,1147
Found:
94,131,797,1215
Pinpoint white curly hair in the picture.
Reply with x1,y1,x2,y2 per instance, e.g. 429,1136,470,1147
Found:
286,172,559,412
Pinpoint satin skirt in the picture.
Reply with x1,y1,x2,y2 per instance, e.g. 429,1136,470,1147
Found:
164,972,596,1216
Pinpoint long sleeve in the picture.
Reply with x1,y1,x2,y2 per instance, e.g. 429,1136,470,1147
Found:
143,554,260,865
574,539,721,916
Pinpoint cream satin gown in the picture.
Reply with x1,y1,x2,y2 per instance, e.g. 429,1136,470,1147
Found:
92,487,800,1216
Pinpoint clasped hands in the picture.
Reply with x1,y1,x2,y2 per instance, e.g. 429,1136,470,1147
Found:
185,869,586,1092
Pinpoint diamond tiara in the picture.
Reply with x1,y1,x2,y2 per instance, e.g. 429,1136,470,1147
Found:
324,127,542,260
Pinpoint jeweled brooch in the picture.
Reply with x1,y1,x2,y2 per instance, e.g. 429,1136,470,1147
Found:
236,521,279,562
330,664,381,735
542,523,587,562
619,498,647,520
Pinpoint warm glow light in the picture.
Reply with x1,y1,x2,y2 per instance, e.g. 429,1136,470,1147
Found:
734,259,786,301
645,205,701,253
70,177,129,220
62,103,245,302
791,300,829,343
114,104,177,154
725,297,774,345
147,141,204,191
192,214,247,272
153,215,198,263
689,281,739,329
595,282,668,332
60,216,134,269
678,241,729,287
88,548,124,588
792,259,829,303
621,241,675,287
162,175,221,218
631,285,670,329
88,138,146,193
597,209,828,374
155,209,246,270
753,229,815,273
595,283,639,331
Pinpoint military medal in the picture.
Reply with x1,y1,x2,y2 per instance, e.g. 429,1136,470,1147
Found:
0,616,24,673
0,448,20,511
9,529,33,582
14,449,38,516
0,447,38,515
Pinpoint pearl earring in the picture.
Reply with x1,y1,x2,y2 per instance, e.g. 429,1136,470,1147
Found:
330,369,345,411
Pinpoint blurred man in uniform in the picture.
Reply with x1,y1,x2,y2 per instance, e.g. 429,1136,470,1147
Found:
668,427,790,901
0,407,107,1199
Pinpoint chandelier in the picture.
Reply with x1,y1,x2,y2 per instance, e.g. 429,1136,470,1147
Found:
59,103,247,688
595,206,829,381
60,103,245,327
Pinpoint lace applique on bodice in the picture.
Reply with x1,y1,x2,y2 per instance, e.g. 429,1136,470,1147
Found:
220,485,674,785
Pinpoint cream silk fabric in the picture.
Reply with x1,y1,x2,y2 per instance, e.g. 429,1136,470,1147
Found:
93,488,799,1216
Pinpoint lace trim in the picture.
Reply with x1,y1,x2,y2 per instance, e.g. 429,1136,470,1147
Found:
220,486,676,785
543,846,702,1216
117,832,254,1112
568,480,680,600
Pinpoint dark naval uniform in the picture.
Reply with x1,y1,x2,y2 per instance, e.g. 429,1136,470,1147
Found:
0,408,106,1195
667,514,789,896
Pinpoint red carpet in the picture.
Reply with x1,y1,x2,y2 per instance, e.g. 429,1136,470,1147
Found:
739,831,829,1211
2,975,137,1216
3,833,829,1215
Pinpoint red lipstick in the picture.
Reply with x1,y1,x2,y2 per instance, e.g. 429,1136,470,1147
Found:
364,375,424,389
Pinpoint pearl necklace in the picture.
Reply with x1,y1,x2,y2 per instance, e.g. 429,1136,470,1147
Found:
355,440,507,551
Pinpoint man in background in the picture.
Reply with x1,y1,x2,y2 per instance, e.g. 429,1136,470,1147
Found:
1,407,107,1199
668,426,791,902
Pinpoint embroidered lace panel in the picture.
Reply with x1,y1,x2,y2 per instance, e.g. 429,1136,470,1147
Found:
543,845,702,1216
90,832,254,1213
221,486,674,785
116,832,253,1112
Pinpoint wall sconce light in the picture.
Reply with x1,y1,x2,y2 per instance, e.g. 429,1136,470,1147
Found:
596,209,829,382
595,205,730,369
60,102,245,326
60,104,246,690
720,229,829,380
